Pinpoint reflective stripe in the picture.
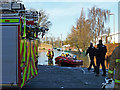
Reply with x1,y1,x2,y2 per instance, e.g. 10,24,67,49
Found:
31,43,35,76
51,51,53,56
21,66,27,87
35,70,38,74
34,33,36,37
20,41,23,67
33,41,37,58
20,63,24,67
21,41,27,88
0,19,20,23
21,43,28,87
31,63,34,76
116,59,120,63
37,40,38,57
0,84,17,86
27,65,30,80
115,79,120,83
37,40,38,52
27,44,30,80
24,16,26,37
108,70,113,74
23,39,26,62
31,46,38,75
21,44,28,87
20,19,21,33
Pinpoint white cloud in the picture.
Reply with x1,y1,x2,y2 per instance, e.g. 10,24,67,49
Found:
22,0,119,2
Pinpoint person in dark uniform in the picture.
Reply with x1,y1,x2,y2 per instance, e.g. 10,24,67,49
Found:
85,43,96,72
95,40,107,76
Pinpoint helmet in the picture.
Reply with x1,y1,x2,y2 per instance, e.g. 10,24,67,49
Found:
66,53,69,55
48,49,50,51
51,49,53,51
90,42,93,47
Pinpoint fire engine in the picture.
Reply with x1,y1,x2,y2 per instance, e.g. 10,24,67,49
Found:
0,0,48,88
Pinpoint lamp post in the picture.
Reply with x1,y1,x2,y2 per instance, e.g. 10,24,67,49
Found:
109,13,115,44
61,33,62,42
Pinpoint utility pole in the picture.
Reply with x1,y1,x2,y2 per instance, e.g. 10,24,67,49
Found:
61,33,62,47
58,37,59,48
109,13,115,43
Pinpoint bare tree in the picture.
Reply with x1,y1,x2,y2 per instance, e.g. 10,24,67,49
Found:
38,10,52,28
88,6,110,44
66,9,92,51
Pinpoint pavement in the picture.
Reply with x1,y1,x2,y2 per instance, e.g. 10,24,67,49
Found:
23,65,107,89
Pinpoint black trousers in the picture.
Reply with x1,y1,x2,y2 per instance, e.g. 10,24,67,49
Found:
96,56,106,75
88,56,96,70
48,57,53,66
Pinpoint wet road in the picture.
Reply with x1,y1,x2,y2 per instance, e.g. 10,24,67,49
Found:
23,65,106,88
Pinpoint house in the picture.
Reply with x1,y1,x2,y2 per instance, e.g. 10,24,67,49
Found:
108,32,120,44
62,44,77,51
94,32,120,45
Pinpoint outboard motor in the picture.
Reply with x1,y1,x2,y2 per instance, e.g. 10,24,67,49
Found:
73,55,77,60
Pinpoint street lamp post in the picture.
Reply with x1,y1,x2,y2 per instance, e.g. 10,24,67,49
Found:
109,13,115,44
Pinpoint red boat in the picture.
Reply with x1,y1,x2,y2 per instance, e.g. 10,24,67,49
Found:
55,56,83,67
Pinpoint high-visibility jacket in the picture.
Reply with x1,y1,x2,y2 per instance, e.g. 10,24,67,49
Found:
51,51,54,56
51,51,54,58
108,45,120,88
61,53,66,57
46,51,51,57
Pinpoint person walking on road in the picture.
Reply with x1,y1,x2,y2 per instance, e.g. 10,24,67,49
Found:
85,42,96,72
95,40,107,76
46,49,53,66
107,45,120,89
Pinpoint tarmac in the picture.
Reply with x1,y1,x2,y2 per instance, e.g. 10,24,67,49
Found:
23,65,107,89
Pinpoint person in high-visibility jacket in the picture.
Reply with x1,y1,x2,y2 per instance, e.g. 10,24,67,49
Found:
107,45,120,89
66,53,69,57
46,49,53,66
51,49,54,65
61,52,66,57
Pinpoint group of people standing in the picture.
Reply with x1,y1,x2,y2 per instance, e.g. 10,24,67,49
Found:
46,49,54,66
45,41,120,88
86,40,107,76
86,41,120,89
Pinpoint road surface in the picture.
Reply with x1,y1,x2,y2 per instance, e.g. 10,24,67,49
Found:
23,65,106,89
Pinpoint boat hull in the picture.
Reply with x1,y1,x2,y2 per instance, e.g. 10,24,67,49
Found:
55,56,83,67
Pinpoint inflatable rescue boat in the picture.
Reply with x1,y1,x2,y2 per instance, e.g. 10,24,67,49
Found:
55,56,83,67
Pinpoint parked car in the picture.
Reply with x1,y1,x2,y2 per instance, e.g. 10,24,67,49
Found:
57,48,62,51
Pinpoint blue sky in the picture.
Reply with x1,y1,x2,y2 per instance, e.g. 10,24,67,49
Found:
23,1,119,40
